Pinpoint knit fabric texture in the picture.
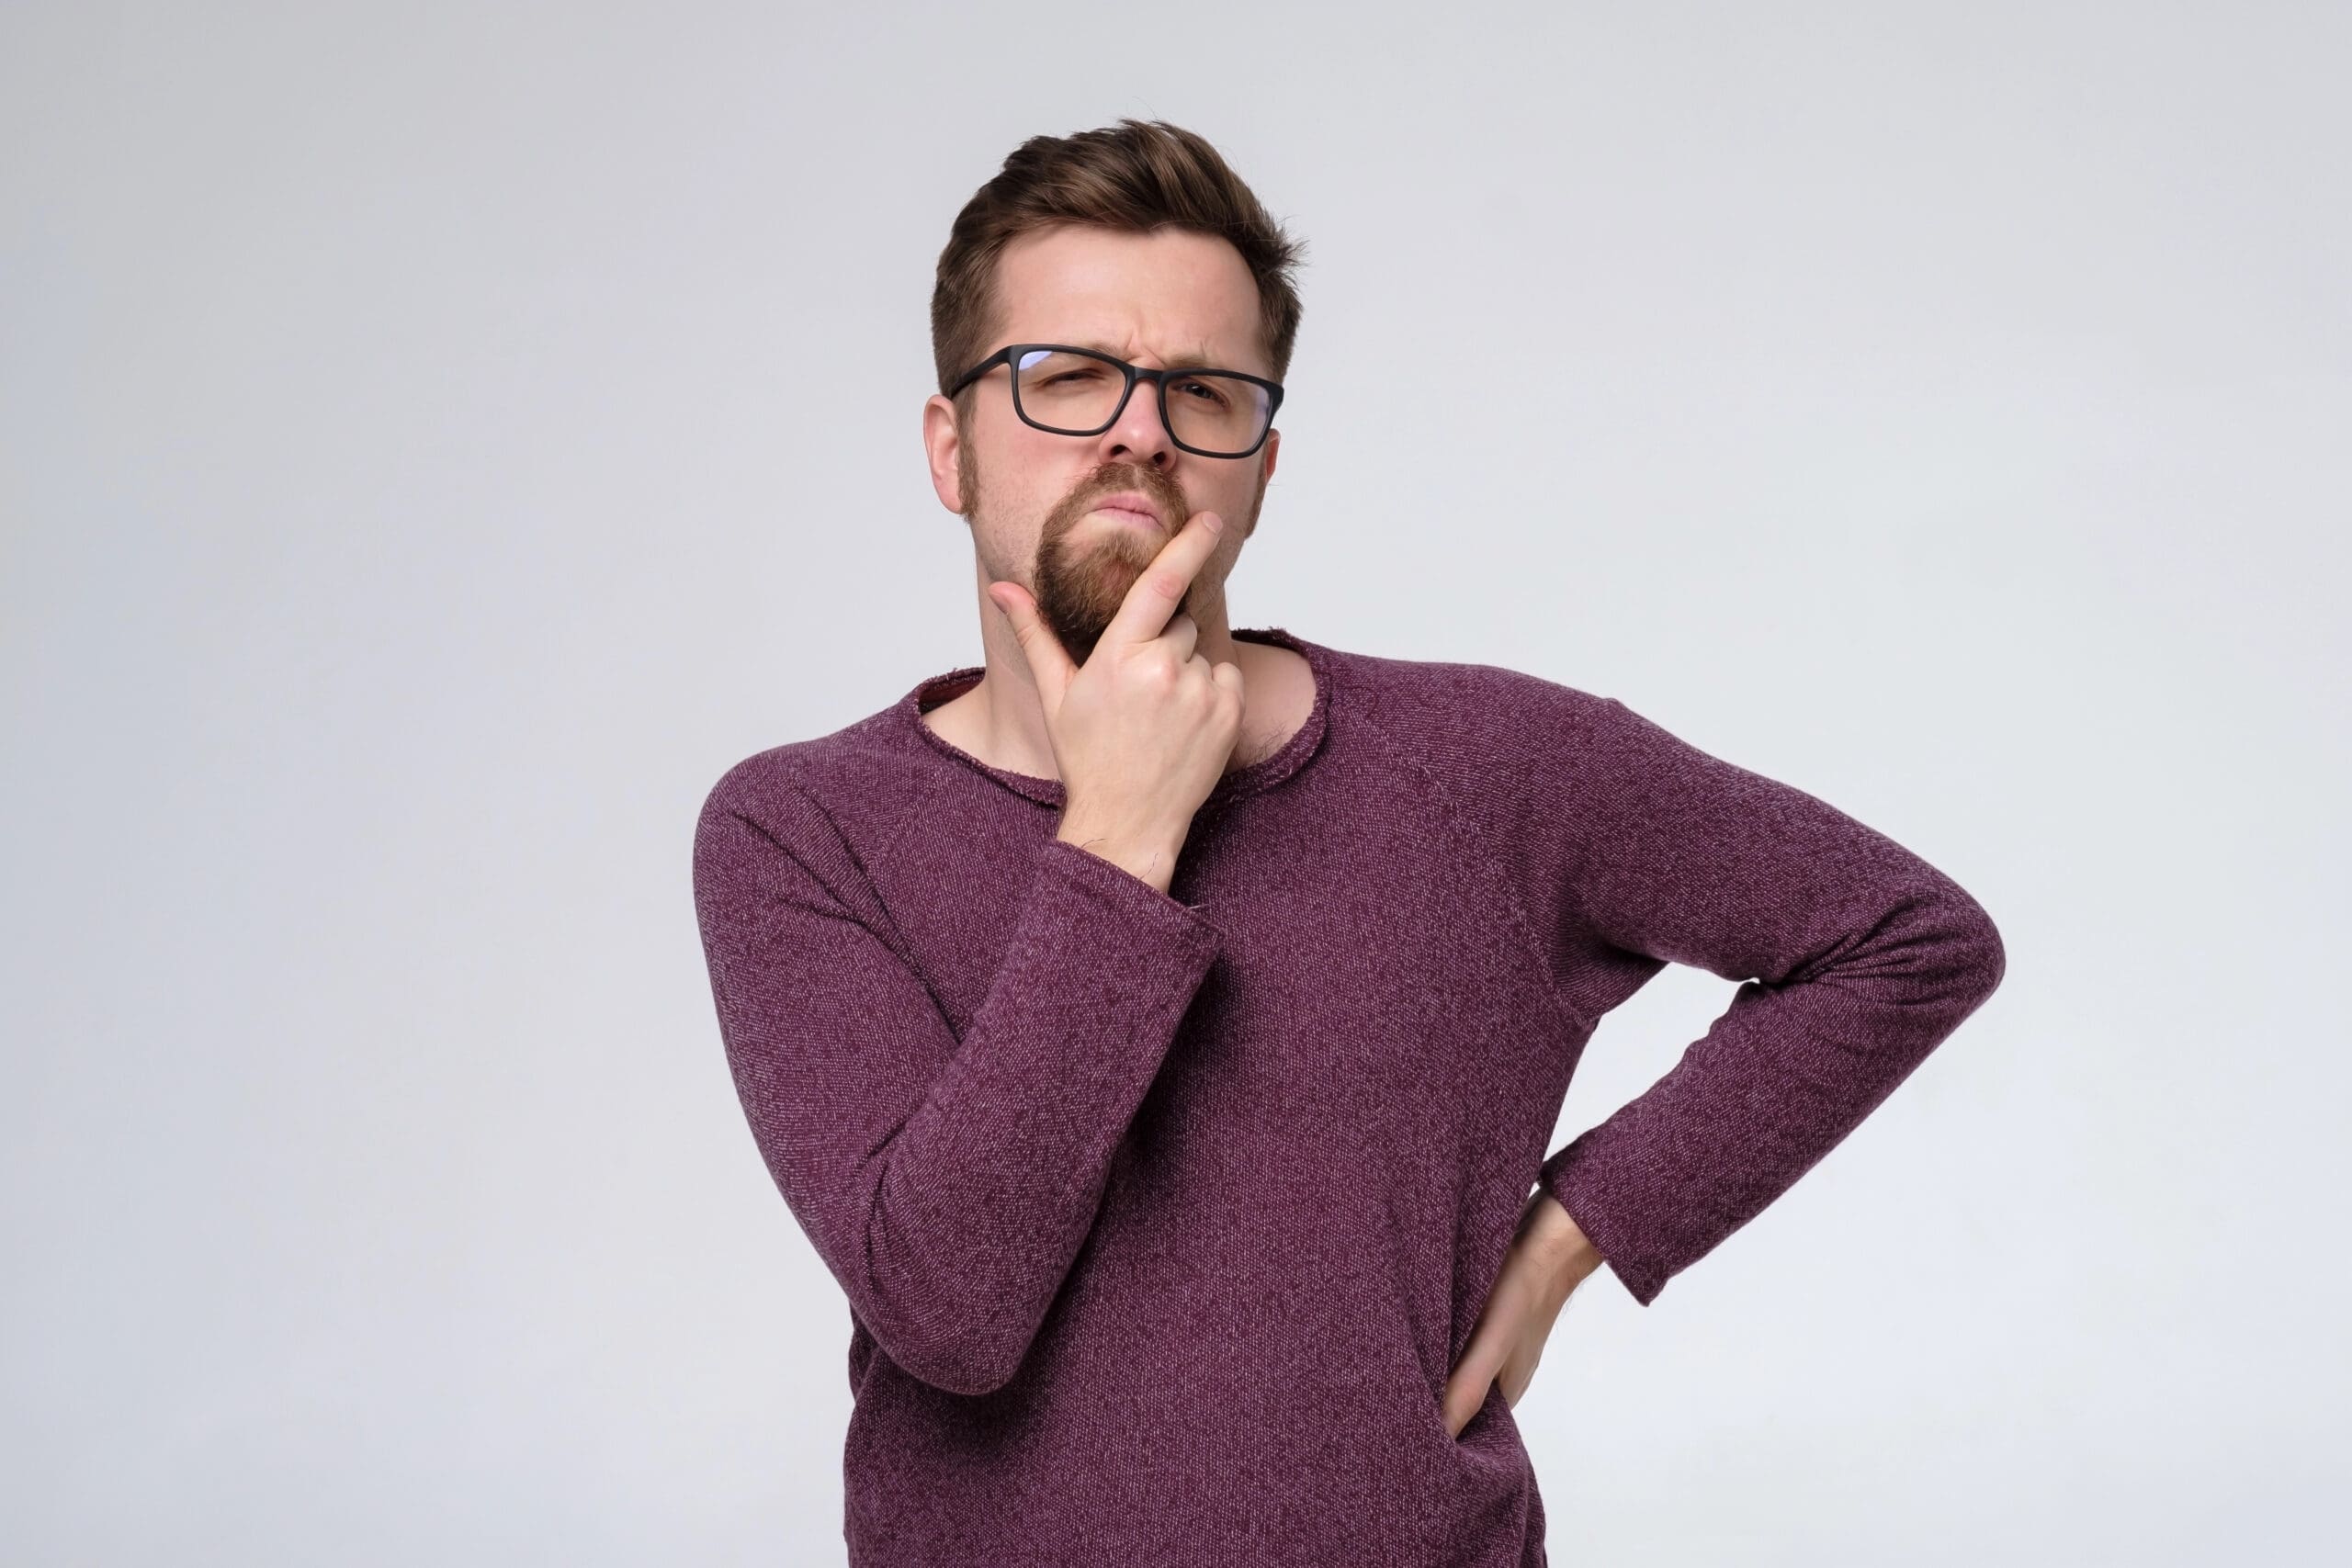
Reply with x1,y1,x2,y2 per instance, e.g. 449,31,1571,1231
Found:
690,625,2007,1567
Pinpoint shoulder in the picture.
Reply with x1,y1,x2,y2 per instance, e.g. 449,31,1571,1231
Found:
1331,642,1632,776
695,695,929,863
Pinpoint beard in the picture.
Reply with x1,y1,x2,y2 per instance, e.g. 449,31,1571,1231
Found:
961,440,1266,668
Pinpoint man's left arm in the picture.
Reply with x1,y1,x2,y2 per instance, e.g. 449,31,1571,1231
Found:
1525,688,2007,1309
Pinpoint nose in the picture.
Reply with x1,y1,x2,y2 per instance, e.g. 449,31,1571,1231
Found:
1095,367,1177,470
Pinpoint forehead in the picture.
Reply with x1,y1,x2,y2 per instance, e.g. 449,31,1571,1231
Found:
989,225,1266,374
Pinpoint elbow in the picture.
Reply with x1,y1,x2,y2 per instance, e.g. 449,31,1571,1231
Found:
1897,885,2007,1029
780,1142,1061,1398
860,1300,1035,1397
1832,879,2007,1041
832,1215,1047,1397
1941,890,2007,1009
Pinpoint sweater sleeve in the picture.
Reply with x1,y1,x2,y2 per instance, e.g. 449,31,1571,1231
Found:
1532,694,2006,1307
691,770,1224,1393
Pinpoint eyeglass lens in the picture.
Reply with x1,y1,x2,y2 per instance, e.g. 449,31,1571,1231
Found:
1011,348,1271,456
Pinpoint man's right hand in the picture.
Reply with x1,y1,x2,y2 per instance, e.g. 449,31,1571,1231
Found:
987,510,1247,894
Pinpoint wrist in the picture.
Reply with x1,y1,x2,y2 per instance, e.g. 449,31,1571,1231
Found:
1056,818,1181,893
1522,1189,1605,1294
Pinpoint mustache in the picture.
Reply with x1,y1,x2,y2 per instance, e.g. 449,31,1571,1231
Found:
1071,465,1186,522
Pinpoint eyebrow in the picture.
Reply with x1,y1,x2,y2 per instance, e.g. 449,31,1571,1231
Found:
1069,339,1231,371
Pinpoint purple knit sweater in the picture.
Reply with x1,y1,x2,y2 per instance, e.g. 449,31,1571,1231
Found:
690,625,2005,1566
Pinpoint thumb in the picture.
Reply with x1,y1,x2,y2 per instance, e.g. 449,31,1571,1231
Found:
987,581,1075,710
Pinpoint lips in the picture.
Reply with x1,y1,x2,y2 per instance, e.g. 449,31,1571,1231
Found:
1090,491,1166,529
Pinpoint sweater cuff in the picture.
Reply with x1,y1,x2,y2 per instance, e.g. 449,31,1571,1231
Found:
1033,834,1222,952
1538,1134,1670,1307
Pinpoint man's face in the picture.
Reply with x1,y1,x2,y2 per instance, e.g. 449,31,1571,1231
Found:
924,224,1280,666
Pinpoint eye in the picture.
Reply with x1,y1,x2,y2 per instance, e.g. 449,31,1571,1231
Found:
1173,377,1231,407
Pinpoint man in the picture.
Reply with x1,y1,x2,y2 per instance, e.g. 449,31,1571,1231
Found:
691,118,2005,1567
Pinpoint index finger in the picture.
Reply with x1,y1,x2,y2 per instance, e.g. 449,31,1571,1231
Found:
1098,511,1226,651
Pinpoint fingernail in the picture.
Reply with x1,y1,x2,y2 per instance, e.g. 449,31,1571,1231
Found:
1204,513,1224,535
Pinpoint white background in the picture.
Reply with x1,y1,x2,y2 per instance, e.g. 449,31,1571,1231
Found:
5,3,2345,1562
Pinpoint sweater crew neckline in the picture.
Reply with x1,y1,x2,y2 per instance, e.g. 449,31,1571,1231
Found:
900,626,1335,813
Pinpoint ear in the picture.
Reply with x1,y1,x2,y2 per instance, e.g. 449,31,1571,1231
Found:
922,394,968,514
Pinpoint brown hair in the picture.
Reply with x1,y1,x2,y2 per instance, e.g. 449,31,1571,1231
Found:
931,118,1307,422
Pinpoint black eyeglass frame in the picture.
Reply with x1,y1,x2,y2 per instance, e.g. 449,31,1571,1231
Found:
944,343,1285,459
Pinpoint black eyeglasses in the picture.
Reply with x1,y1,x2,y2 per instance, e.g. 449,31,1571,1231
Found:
944,344,1283,459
